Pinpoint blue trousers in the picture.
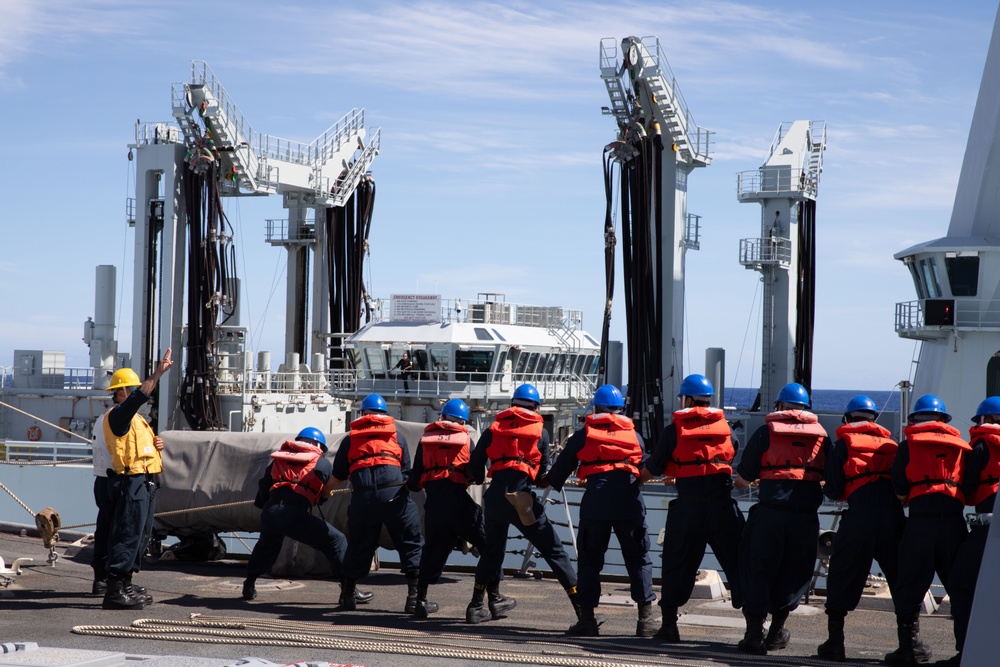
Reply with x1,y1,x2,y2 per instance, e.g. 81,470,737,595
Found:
576,514,654,609
824,504,904,612
91,476,113,579
474,490,577,590
949,524,988,650
892,513,967,616
105,474,155,577
246,498,348,579
739,503,818,615
660,494,745,609
419,487,486,587
343,488,423,580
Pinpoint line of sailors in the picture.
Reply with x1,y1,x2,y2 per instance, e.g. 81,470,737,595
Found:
243,379,997,667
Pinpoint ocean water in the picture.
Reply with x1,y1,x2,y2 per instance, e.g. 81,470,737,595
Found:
723,387,901,414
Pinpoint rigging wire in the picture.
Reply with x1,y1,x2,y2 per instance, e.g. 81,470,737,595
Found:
728,278,761,408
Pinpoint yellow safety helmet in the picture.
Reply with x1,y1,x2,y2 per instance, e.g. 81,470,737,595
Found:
108,368,141,391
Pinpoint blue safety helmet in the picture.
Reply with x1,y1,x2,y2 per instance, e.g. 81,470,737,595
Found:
844,395,879,419
296,426,327,451
441,398,470,422
512,383,540,407
677,374,714,398
360,393,388,414
776,382,810,408
593,384,625,409
973,396,1000,422
909,394,952,423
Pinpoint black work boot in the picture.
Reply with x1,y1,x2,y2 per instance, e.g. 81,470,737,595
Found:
91,577,108,596
122,575,152,605
102,576,145,610
567,605,600,636
404,574,420,614
466,583,491,624
241,578,257,601
738,612,767,655
487,580,516,619
636,601,659,638
413,582,439,618
353,587,374,604
884,613,932,665
765,609,790,651
654,605,680,642
816,609,846,661
339,579,358,611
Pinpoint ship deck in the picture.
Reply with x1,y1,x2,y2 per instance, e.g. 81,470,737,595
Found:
0,528,961,667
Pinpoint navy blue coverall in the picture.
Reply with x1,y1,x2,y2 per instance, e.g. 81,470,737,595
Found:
333,431,423,580
547,427,654,610
104,388,158,580
407,440,487,588
822,436,905,612
736,426,829,616
246,457,348,579
889,441,967,617
468,428,577,589
647,422,745,611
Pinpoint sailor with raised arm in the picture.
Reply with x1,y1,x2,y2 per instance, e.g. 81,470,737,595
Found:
101,349,172,610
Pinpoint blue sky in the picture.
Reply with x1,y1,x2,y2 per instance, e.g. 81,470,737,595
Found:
0,1,996,392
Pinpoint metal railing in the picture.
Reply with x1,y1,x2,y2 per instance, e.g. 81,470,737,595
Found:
739,237,791,268
895,298,1000,333
684,213,701,250
737,167,817,198
0,441,93,463
264,219,316,244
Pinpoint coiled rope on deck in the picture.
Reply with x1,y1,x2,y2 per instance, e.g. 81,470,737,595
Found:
71,615,716,667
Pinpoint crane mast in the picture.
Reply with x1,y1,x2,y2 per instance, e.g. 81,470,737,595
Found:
600,36,711,438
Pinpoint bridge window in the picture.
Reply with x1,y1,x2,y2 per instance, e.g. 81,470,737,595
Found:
945,256,979,297
919,258,942,298
456,350,494,382
906,262,927,300
429,345,449,380
364,347,387,378
474,327,494,341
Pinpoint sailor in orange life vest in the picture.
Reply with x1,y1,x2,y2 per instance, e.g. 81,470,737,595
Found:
100,350,172,611
885,394,969,666
640,374,745,643
547,384,655,637
733,382,830,655
332,393,424,613
817,395,904,662
405,399,487,618
933,397,999,667
465,383,577,624
242,427,373,606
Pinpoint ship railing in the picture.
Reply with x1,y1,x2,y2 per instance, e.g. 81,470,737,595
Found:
737,167,817,199
369,296,584,330
895,298,1000,337
0,440,92,463
4,366,97,391
738,237,791,269
331,369,597,405
264,218,316,246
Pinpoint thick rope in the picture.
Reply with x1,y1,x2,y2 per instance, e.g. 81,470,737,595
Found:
70,615,713,667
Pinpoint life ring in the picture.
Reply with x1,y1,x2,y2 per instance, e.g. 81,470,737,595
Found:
27,425,41,441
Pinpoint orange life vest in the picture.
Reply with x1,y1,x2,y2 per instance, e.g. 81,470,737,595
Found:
903,421,970,502
834,420,898,501
760,410,827,482
486,406,544,479
666,407,734,478
419,420,472,486
576,412,642,480
347,413,403,473
966,423,1000,506
269,439,325,504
